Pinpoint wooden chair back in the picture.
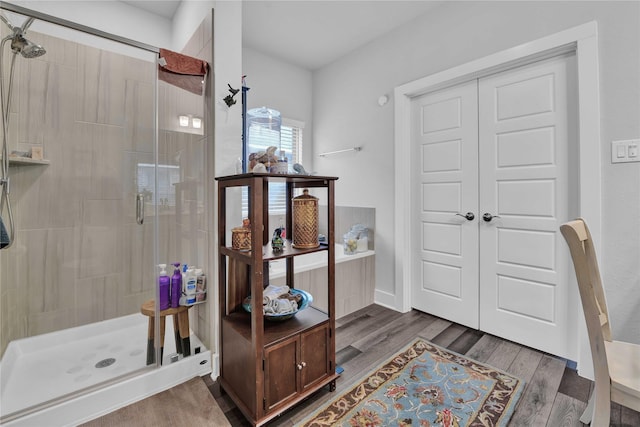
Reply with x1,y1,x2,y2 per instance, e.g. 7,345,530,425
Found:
560,218,611,341
562,217,640,426
560,218,612,421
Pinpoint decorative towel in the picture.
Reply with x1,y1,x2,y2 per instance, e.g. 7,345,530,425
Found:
263,298,298,315
262,284,290,304
0,216,9,249
158,48,209,95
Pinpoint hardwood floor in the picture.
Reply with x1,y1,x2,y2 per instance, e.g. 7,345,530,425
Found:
204,304,640,427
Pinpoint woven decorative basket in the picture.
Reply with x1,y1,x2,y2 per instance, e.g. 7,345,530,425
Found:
292,189,319,249
231,227,251,251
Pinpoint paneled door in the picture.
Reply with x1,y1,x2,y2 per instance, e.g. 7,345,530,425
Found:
411,54,575,357
411,80,479,329
478,56,574,357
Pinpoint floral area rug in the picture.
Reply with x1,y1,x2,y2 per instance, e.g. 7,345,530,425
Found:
300,339,524,427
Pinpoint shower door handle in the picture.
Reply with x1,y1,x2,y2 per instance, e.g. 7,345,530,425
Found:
136,193,144,225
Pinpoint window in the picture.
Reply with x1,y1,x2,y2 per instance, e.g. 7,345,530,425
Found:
137,163,180,208
242,119,304,216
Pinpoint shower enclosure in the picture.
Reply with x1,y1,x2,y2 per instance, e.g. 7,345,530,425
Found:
0,4,213,425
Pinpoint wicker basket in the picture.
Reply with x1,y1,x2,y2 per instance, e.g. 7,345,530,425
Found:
292,189,319,249
231,227,251,251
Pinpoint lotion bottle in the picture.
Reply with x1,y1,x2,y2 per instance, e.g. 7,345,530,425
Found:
182,267,197,306
158,264,170,310
171,263,182,308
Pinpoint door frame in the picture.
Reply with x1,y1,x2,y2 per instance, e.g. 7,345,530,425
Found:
393,22,600,374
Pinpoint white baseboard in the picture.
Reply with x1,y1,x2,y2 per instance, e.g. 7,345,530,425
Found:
374,289,399,311
210,352,220,380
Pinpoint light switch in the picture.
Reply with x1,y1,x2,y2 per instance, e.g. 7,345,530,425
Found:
612,139,640,164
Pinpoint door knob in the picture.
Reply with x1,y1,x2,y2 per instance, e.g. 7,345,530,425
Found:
455,212,475,221
482,213,501,222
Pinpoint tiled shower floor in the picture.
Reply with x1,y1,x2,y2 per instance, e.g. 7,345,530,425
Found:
0,313,204,417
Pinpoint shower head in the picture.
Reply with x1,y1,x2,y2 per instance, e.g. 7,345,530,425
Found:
1,14,46,59
11,34,46,58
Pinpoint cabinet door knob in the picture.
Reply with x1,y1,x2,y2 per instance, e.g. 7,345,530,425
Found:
297,364,303,370
301,361,307,367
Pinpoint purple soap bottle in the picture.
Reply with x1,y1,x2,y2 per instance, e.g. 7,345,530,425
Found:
159,264,170,310
171,263,182,308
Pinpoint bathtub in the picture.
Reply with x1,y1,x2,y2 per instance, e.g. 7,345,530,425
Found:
269,244,375,319
0,314,212,426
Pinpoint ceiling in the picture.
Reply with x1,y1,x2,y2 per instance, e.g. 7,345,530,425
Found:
242,1,442,70
121,0,442,70
121,0,181,19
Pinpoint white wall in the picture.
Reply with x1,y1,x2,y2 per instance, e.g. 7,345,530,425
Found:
242,46,313,169
313,1,640,343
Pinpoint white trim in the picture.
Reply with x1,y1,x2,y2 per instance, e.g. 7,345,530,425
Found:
210,352,220,379
373,289,398,311
393,22,600,372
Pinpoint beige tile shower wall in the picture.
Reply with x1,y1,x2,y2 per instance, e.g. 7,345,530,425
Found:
158,14,213,351
0,30,158,355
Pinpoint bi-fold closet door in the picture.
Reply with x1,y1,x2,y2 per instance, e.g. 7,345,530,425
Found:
411,54,575,358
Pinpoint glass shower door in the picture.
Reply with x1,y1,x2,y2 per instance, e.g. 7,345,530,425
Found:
0,8,160,420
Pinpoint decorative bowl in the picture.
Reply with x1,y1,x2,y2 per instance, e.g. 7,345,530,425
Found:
242,288,313,321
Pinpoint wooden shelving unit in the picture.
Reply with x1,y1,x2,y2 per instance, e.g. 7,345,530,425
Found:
216,173,339,426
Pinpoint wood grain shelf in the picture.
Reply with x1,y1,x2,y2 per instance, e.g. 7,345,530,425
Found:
216,173,338,426
222,307,329,347
220,242,328,263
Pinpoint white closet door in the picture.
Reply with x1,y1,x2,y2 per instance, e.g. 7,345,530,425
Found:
478,55,573,357
410,80,479,328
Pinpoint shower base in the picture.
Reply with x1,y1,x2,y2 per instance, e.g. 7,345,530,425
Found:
0,312,212,426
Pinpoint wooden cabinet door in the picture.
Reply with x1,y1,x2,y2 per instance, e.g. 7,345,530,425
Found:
300,324,330,392
264,338,298,412
264,323,331,412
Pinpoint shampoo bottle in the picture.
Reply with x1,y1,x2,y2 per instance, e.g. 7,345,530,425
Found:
158,264,170,310
171,263,182,308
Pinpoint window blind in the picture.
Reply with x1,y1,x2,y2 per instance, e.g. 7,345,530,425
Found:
242,121,303,216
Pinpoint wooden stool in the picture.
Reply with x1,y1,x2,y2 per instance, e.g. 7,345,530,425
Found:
141,300,191,365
